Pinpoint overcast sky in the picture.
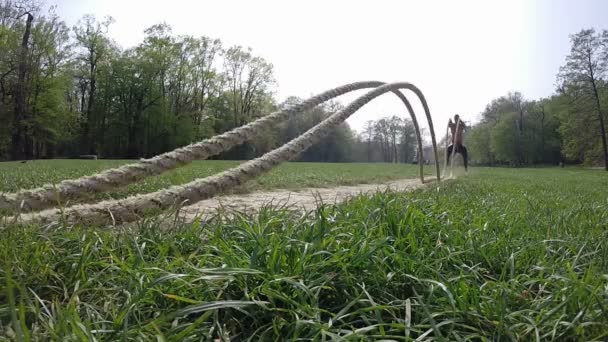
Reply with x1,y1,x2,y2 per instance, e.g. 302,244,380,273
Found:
52,0,608,137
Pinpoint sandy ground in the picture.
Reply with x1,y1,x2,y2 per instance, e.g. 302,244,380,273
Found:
5,177,446,227
179,178,432,222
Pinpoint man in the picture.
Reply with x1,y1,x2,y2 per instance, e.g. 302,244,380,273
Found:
447,114,468,171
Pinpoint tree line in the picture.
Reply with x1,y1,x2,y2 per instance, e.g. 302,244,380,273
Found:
2,1,607,169
355,117,418,163
466,28,608,170
0,1,427,164
276,98,420,164
1,1,279,160
0,1,416,164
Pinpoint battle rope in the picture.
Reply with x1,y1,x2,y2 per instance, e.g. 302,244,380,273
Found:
16,82,439,225
442,117,462,178
443,124,450,177
1,82,436,212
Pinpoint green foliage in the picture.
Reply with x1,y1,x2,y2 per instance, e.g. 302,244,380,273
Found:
276,99,357,163
2,1,607,168
490,111,519,164
0,4,282,161
350,116,418,163
1,167,607,339
466,123,493,164
556,28,608,168
465,28,608,168
554,92,608,166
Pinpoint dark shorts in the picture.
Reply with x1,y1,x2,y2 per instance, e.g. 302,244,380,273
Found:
447,144,468,169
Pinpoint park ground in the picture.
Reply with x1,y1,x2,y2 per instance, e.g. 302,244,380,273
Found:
1,161,607,340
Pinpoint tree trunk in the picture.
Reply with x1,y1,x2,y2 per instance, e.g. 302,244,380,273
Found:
196,80,207,140
87,62,97,154
99,108,106,157
79,81,88,153
540,105,545,163
599,112,608,171
392,136,398,163
593,92,608,171
518,107,524,165
591,80,608,171
11,12,33,160
127,111,141,159
127,124,137,159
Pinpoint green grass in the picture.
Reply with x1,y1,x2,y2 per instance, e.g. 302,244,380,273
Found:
0,160,432,200
1,166,608,340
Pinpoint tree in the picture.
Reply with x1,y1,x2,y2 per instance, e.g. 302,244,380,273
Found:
490,112,520,164
553,92,600,164
466,91,564,166
373,118,390,162
191,36,221,140
557,29,608,170
481,92,524,125
5,2,605,168
223,46,274,128
73,14,114,154
387,116,402,163
399,118,417,163
28,7,73,158
525,98,562,164
276,98,354,163
466,123,493,165
0,2,20,157
11,4,34,159
362,120,374,162
480,92,526,164
1,1,74,159
221,45,274,158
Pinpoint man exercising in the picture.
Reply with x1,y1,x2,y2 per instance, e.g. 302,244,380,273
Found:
447,114,468,171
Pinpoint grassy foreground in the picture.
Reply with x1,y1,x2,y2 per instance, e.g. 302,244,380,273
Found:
1,166,608,340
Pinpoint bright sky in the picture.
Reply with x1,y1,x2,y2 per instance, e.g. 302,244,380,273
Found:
53,0,608,139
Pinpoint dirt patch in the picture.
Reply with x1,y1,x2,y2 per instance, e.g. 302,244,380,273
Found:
179,178,432,221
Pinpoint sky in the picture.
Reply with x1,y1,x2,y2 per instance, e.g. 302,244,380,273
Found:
51,0,608,139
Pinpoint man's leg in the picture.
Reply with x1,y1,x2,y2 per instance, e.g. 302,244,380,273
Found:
447,145,454,164
460,145,468,171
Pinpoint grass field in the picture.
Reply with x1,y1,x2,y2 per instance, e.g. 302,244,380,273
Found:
0,160,433,198
1,163,608,340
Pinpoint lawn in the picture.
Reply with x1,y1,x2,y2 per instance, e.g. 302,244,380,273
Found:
0,160,433,199
1,165,607,340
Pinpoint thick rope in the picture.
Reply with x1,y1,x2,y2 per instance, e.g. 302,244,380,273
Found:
442,124,450,177
18,82,437,226
414,88,441,182
443,118,462,177
390,90,425,184
1,82,430,213
450,118,461,172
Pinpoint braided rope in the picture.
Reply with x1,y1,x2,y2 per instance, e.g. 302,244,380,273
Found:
413,86,441,182
17,82,438,226
443,123,450,176
390,90,425,183
1,81,431,213
450,118,462,172
442,118,463,178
